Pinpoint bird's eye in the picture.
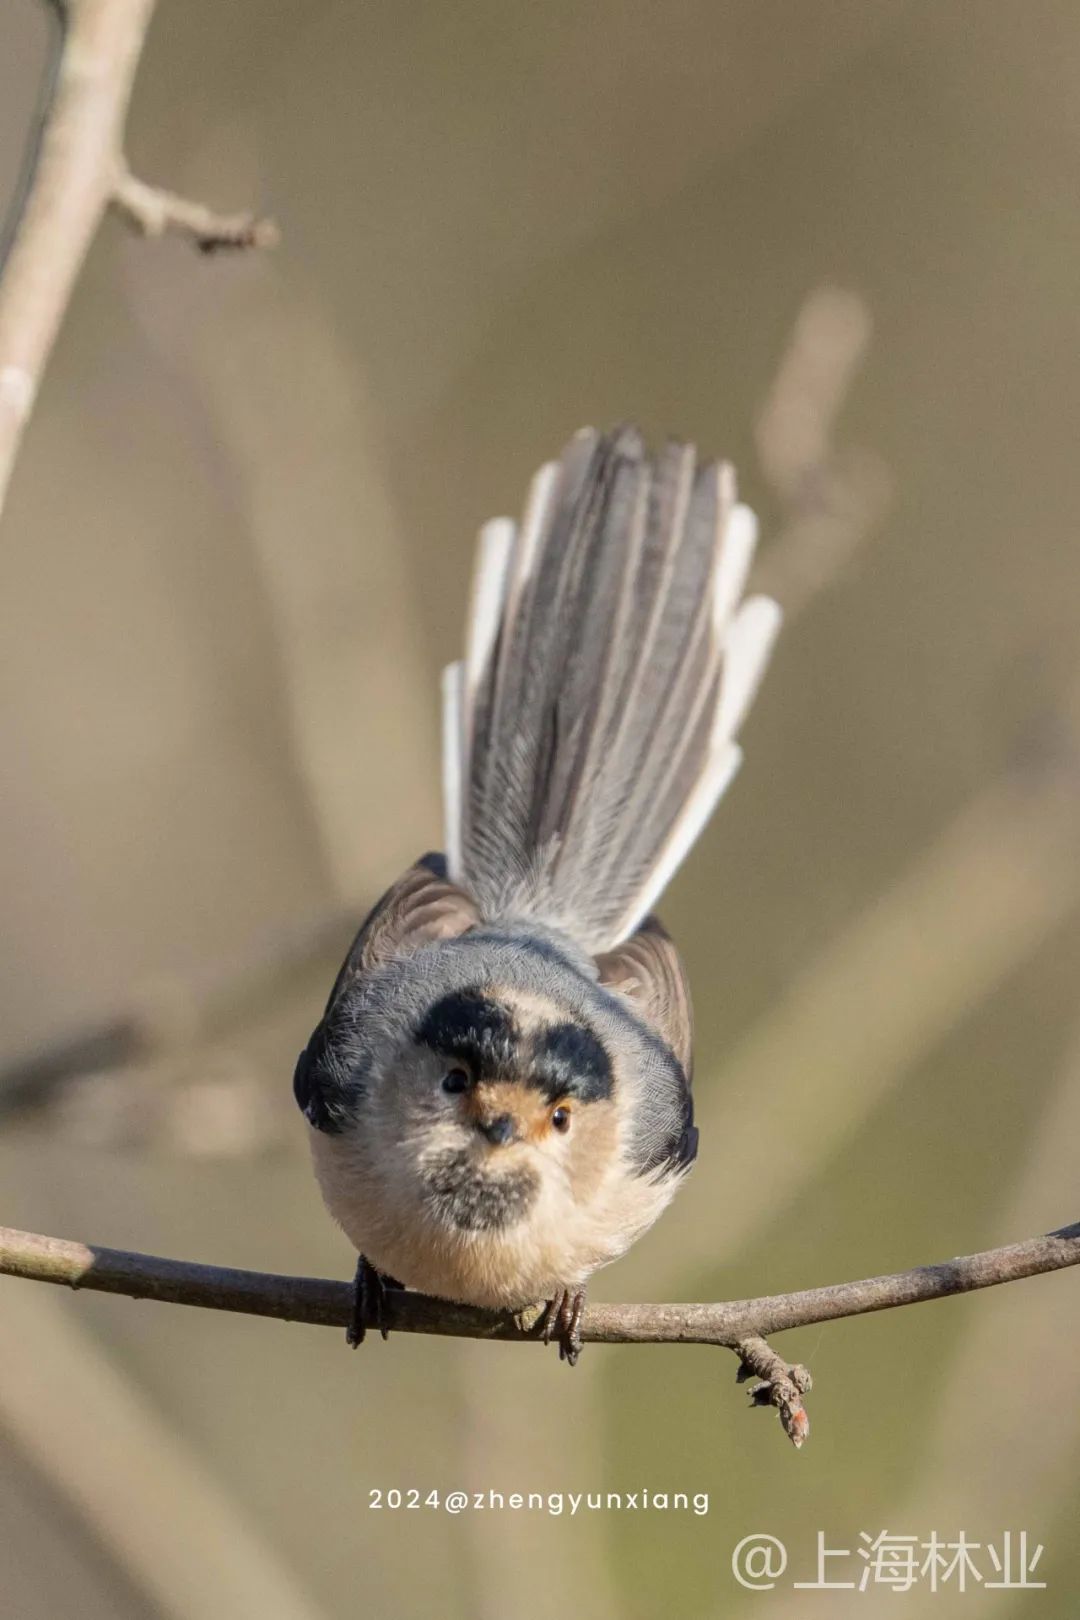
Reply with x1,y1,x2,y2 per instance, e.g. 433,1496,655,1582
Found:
551,1105,571,1133
442,1068,470,1095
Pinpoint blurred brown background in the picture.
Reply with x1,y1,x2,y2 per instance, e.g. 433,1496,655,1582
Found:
2,2,1080,1616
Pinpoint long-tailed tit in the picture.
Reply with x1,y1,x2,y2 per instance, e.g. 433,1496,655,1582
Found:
294,427,781,1362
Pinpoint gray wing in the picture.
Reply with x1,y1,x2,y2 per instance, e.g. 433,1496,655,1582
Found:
324,852,480,1012
595,915,697,1172
594,914,694,1081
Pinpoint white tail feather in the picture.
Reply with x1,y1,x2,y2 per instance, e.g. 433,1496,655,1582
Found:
713,501,759,636
508,461,559,607
464,517,515,724
480,462,560,762
714,595,783,747
441,660,465,881
613,742,744,943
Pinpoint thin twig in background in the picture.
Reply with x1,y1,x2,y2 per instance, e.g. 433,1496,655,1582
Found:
0,0,276,520
111,164,279,251
753,285,890,616
1,1220,1077,1448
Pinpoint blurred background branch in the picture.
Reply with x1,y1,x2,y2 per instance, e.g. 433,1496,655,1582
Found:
110,163,278,251
759,1018,1080,1618
0,1283,328,1620
0,0,275,519
753,285,891,616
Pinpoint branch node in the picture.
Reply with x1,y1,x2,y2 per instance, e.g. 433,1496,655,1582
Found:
735,1335,812,1449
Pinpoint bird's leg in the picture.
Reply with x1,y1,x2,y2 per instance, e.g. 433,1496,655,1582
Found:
541,1286,586,1366
346,1256,403,1346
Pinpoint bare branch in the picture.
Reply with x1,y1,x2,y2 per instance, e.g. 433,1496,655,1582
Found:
1,1220,1076,1446
0,0,276,520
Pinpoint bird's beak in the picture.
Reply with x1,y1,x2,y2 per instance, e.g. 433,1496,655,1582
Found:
464,1081,525,1147
476,1111,518,1147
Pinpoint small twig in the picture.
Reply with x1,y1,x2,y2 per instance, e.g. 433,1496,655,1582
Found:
735,1336,812,1448
110,166,279,253
1,1220,1076,1446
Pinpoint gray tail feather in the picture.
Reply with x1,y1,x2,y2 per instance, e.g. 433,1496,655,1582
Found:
441,426,781,954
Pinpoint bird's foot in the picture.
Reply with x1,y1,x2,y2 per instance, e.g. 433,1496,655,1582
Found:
542,1286,586,1366
347,1256,403,1347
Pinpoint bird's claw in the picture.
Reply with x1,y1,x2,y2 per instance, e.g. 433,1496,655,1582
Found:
347,1256,401,1346
542,1287,586,1365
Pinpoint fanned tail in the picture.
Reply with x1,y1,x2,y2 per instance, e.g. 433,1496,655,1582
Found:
441,427,780,954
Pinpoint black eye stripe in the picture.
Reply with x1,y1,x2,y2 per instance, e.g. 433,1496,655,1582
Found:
530,1021,612,1103
414,994,612,1103
414,990,519,1081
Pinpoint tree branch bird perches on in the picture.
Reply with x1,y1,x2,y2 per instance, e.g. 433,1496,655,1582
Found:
1,1219,1077,1448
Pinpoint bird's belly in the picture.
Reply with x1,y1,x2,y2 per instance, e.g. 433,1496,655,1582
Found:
336,1184,587,1309
309,1129,624,1309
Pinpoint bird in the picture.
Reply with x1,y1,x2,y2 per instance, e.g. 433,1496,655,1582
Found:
293,425,782,1364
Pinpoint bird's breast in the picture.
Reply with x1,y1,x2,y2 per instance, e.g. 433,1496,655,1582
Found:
309,1125,642,1309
